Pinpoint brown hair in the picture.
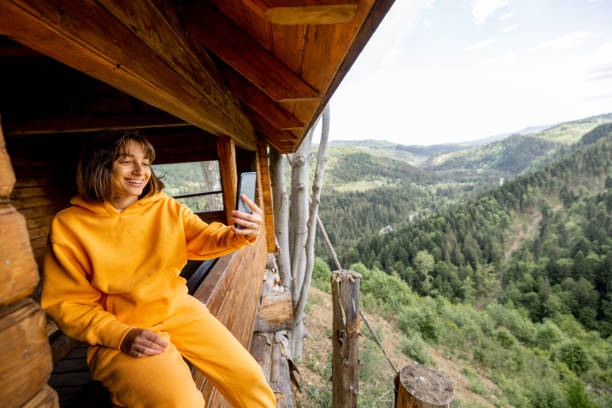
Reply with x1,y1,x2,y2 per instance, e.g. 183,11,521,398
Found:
76,130,164,202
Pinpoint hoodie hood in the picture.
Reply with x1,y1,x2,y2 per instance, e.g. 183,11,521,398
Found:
70,192,168,216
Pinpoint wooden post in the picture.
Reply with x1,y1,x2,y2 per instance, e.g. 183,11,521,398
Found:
395,364,454,408
331,269,362,407
217,135,237,225
256,137,276,253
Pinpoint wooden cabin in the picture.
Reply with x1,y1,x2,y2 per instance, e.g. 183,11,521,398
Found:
0,1,394,407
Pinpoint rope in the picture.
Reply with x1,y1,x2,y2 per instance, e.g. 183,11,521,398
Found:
316,214,400,376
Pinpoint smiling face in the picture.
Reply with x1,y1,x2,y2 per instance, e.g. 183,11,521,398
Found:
110,140,152,210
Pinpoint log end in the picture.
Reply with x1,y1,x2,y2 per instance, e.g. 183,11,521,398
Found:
398,363,454,406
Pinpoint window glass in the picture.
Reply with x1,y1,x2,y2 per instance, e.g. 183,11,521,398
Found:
153,161,223,212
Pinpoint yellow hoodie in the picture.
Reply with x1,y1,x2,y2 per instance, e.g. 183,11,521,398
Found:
41,192,253,350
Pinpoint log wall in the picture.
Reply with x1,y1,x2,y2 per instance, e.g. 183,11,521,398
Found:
0,119,58,407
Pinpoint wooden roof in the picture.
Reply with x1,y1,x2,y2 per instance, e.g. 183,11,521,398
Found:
0,0,394,153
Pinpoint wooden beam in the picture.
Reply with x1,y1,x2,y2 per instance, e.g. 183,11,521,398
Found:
184,2,319,103
3,113,188,135
222,67,303,131
0,0,256,149
256,138,276,253
244,0,359,25
247,109,298,155
217,136,237,225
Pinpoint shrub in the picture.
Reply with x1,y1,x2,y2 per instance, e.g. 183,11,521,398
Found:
536,320,564,350
556,341,591,374
400,333,431,365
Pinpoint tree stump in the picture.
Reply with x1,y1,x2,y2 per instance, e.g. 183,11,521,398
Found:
331,269,361,408
396,364,454,408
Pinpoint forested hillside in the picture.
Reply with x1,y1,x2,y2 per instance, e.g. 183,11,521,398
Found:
341,130,612,332
423,134,561,174
310,127,612,407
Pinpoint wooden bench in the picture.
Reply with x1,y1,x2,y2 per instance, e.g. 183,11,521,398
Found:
47,258,217,407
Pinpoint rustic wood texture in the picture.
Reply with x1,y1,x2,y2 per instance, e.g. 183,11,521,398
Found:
3,113,187,135
0,204,40,304
259,291,293,324
0,298,53,408
270,339,293,408
21,385,59,408
248,109,298,153
223,67,304,130
0,117,16,196
396,364,454,408
0,0,256,150
217,136,238,225
244,0,359,25
256,139,277,253
250,332,273,382
331,269,362,407
184,2,319,103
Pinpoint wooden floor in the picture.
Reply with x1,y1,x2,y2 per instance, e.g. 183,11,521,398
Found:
49,343,113,408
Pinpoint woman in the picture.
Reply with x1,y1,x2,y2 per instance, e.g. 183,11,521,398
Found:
41,131,276,408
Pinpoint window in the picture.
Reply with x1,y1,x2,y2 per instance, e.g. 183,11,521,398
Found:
153,161,223,212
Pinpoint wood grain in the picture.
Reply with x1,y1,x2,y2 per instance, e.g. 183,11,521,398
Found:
396,364,454,408
243,0,359,25
0,204,39,304
256,139,276,253
21,385,59,408
0,0,256,149
217,136,238,225
184,1,318,103
0,298,53,408
0,117,16,196
3,113,187,135
223,66,304,130
331,269,362,407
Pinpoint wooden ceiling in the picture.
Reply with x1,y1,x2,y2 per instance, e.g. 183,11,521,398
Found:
0,0,394,153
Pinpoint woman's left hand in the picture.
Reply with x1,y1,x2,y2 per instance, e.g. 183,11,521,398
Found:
231,194,264,240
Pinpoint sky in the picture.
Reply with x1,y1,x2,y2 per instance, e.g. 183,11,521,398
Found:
325,0,612,146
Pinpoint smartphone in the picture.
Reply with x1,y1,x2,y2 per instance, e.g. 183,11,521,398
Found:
235,172,257,229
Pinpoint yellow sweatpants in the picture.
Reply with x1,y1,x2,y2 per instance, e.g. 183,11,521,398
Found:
87,295,276,408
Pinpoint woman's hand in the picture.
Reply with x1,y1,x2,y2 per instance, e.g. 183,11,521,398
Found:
231,194,264,241
120,328,168,357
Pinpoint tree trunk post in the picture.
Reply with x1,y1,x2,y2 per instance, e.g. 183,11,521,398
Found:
395,364,454,408
331,269,362,408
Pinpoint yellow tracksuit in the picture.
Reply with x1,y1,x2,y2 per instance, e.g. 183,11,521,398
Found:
41,193,276,407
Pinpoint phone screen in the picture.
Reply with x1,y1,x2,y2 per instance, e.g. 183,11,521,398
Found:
235,172,257,228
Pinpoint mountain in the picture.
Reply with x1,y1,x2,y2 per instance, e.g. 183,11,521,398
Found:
328,140,466,166
423,134,562,175
324,145,433,189
530,112,612,144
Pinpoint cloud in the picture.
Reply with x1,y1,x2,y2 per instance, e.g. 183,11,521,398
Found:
529,31,593,53
424,19,432,28
588,65,612,81
499,11,516,20
472,0,509,25
465,38,497,51
503,24,519,32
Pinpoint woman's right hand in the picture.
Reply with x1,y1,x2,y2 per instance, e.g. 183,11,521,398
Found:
120,328,168,357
